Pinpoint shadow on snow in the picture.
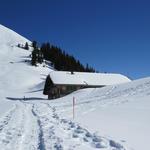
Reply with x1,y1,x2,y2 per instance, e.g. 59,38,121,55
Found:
6,97,47,101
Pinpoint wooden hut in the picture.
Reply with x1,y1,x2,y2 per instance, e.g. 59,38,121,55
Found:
43,71,131,99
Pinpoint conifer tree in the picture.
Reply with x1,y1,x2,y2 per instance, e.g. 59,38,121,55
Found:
37,49,44,64
31,49,38,66
32,41,37,49
24,42,29,50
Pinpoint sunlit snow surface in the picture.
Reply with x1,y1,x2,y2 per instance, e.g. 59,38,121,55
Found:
0,24,150,150
49,71,131,86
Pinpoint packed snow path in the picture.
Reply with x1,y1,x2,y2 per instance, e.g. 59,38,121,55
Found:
0,101,126,150
0,101,39,150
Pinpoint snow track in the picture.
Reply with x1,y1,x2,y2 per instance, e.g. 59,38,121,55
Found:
27,102,125,150
0,100,126,150
0,104,17,132
0,101,39,150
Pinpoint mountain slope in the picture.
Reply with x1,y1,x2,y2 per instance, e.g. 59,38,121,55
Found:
0,24,150,150
0,24,30,46
0,24,50,115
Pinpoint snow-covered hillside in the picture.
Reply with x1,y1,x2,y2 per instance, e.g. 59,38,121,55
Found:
0,24,50,115
0,24,31,46
50,77,150,150
0,24,150,150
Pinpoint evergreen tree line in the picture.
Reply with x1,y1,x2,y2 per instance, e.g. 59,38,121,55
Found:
31,41,96,72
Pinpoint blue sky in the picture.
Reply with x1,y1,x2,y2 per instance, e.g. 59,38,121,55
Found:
0,0,150,79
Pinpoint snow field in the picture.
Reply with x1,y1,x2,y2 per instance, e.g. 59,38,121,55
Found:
0,24,150,150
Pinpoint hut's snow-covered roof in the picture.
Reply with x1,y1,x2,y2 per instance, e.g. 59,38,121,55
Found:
49,71,131,86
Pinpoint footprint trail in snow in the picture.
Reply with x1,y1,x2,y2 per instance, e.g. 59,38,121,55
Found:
0,101,126,150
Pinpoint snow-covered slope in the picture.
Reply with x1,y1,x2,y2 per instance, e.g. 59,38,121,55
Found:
0,24,30,46
0,24,149,150
50,77,150,150
0,24,50,115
